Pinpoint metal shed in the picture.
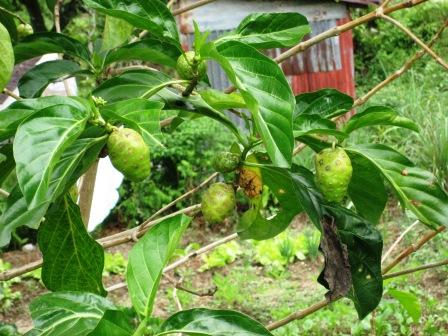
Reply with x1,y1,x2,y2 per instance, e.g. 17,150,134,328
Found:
178,0,379,98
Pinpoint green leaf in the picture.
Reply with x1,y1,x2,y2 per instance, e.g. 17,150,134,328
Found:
347,152,387,224
0,22,14,92
293,114,346,139
0,186,47,247
0,95,89,141
0,144,14,185
94,70,242,142
27,292,116,336
101,98,164,147
14,32,91,64
388,289,421,323
127,214,191,317
239,165,321,240
93,69,176,102
295,89,353,118
343,106,418,134
217,12,310,49
200,89,246,110
0,8,17,42
104,38,181,68
101,16,133,51
88,310,134,336
14,104,89,208
84,0,180,44
18,60,88,98
204,41,294,167
157,308,273,336
347,144,448,229
38,197,106,296
322,205,383,319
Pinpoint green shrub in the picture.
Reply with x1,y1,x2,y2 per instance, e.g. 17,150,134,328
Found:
113,117,233,226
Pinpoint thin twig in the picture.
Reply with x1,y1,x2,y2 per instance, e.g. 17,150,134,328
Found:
107,65,158,76
2,88,21,101
0,204,201,281
0,188,10,198
147,172,218,221
172,276,183,311
172,0,217,16
354,20,448,107
54,0,73,96
383,259,448,280
380,14,448,70
381,220,419,264
382,226,446,274
267,256,448,331
164,273,217,297
106,232,238,292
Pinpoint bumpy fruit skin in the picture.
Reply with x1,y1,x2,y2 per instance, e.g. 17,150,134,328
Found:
107,128,150,182
213,152,240,173
176,51,207,80
17,23,33,38
315,147,353,203
201,182,236,224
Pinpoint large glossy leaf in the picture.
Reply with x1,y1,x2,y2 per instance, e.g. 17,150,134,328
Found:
14,32,91,64
0,134,106,247
101,16,133,51
322,205,383,319
347,152,387,224
94,70,242,141
0,22,14,92
0,7,17,42
84,0,179,44
101,98,164,147
343,106,418,134
127,214,191,317
0,96,89,141
204,41,295,167
348,144,448,229
293,114,346,139
157,308,273,336
200,89,246,110
217,12,310,49
14,104,89,208
239,165,321,240
38,197,106,296
0,186,47,247
26,292,116,336
103,38,181,68
88,310,134,336
93,69,177,102
18,60,88,98
295,89,353,118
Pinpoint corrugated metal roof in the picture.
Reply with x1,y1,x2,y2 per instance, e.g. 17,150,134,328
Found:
340,0,380,5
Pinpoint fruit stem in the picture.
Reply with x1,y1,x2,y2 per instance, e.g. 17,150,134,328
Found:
182,77,199,97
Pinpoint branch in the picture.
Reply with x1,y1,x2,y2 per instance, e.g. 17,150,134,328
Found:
0,6,28,24
354,19,448,107
146,172,218,221
2,88,22,101
380,14,448,70
383,259,448,280
78,159,99,226
382,226,446,274
54,0,73,96
164,273,217,297
172,0,216,16
381,220,419,264
265,225,446,330
0,204,201,281
106,232,238,292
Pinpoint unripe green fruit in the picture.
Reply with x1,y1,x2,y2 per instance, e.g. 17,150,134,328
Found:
17,23,33,38
107,128,150,182
176,51,207,80
315,147,352,203
212,151,240,173
201,182,236,224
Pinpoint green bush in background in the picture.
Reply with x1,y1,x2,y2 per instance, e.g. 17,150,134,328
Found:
113,118,233,226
